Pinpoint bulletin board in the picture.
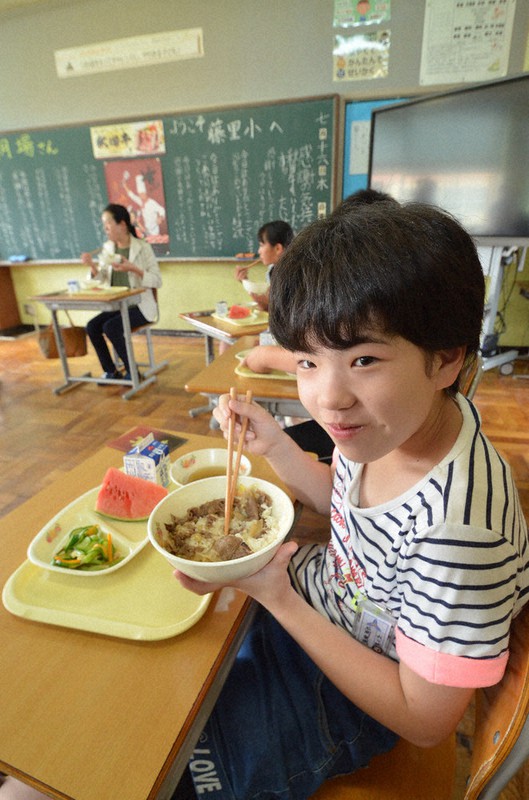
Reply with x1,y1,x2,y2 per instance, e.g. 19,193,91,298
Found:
0,96,338,262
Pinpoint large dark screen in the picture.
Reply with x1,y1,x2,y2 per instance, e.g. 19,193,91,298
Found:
368,75,529,246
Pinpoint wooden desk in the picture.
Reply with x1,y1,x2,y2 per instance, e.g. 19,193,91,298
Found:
33,288,165,400
180,310,269,364
0,429,289,800
185,335,308,421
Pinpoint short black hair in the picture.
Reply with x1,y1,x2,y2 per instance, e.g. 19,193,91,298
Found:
333,188,399,214
257,220,294,248
269,203,485,394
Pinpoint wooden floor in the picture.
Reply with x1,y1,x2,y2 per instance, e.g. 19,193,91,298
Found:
1,331,529,799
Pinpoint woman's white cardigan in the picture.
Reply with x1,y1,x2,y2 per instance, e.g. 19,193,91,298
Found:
100,237,162,322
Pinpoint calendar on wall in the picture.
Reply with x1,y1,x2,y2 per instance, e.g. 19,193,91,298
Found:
420,0,516,86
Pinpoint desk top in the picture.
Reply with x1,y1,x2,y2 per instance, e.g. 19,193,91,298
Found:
185,335,300,401
0,429,281,800
180,311,269,342
33,287,144,305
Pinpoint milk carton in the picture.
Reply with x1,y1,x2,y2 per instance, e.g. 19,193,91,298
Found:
123,433,170,487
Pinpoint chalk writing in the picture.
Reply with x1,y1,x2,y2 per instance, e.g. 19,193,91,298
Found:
165,101,333,255
0,139,13,159
0,174,18,255
170,115,286,143
35,167,60,256
0,97,334,259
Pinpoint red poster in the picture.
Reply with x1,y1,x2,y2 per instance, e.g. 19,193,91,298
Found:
104,157,169,255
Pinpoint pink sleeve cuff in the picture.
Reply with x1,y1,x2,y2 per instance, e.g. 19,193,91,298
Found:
396,629,509,687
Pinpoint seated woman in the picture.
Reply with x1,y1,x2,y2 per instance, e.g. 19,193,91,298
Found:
80,203,162,381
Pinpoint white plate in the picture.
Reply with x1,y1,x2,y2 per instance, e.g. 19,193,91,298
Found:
27,486,150,577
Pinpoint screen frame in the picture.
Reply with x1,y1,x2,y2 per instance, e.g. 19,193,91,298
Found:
367,74,529,248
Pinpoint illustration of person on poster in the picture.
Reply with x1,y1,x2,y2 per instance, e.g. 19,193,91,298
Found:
123,172,166,237
333,0,390,27
104,157,169,255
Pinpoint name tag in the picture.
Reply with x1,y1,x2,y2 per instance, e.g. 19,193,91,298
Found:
352,596,397,659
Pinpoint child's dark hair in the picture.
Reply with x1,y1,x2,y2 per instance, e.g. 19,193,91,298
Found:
269,202,485,395
104,203,138,238
333,188,399,214
258,220,294,248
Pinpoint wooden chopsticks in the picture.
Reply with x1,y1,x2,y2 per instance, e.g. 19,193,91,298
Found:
224,387,253,534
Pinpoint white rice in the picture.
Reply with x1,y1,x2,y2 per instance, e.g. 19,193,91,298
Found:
158,486,280,562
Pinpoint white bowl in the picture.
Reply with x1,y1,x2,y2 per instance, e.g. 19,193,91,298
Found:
242,279,269,296
170,448,251,487
148,475,295,582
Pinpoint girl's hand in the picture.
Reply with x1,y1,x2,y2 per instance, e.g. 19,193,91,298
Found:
234,264,249,281
212,392,286,458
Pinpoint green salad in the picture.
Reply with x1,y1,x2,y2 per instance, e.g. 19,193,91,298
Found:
52,525,122,571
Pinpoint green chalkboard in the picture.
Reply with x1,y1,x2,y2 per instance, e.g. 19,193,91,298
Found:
0,96,337,261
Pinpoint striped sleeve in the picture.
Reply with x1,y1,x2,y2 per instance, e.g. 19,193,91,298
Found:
396,522,520,685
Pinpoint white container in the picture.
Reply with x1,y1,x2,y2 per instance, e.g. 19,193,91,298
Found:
124,434,170,487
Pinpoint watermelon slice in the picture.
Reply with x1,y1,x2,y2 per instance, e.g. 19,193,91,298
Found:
228,304,251,319
95,467,168,521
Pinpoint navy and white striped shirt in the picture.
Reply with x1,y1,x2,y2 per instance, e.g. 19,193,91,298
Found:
289,396,528,687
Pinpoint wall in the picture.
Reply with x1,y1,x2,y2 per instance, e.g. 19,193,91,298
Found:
12,259,267,331
1,0,528,130
2,0,529,343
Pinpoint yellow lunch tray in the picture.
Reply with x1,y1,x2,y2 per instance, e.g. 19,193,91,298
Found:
235,363,296,381
2,545,211,641
234,349,296,380
212,309,269,327
78,285,130,294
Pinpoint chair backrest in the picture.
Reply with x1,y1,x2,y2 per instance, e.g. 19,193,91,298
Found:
460,354,484,400
465,600,529,799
